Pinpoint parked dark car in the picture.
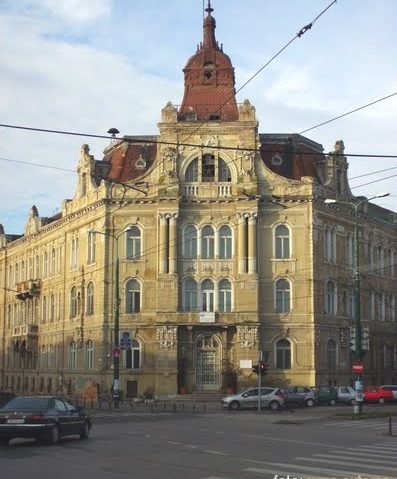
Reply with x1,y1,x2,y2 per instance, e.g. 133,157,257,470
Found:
0,391,15,408
282,386,317,407
280,388,307,408
0,396,92,445
315,386,338,405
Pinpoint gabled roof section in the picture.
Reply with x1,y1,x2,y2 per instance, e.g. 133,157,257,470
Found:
259,133,324,182
98,136,158,183
179,1,238,122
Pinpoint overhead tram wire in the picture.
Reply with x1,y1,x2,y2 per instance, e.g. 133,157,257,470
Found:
299,91,397,135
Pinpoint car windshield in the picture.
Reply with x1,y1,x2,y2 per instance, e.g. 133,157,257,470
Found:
2,397,50,410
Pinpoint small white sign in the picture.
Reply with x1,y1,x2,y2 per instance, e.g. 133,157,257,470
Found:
240,359,253,369
199,312,216,323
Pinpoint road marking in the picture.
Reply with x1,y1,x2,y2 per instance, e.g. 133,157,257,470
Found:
240,433,336,447
313,452,397,465
353,445,397,452
203,450,229,456
296,455,397,472
245,461,397,479
330,449,397,458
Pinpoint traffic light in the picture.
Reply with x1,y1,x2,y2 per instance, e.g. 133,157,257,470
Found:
361,327,370,351
252,362,267,376
349,326,356,352
259,361,267,376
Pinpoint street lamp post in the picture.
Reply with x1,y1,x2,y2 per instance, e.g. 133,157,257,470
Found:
325,192,389,414
89,226,132,408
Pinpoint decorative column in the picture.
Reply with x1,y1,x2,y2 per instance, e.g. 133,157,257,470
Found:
237,213,247,274
159,214,168,274
169,213,178,274
248,213,257,274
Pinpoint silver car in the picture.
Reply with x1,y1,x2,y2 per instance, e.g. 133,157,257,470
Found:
221,387,284,411
336,386,356,405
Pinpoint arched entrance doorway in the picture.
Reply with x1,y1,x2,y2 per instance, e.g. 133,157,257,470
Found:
195,334,221,391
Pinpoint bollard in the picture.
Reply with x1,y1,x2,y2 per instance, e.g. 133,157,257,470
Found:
389,417,392,436
193,403,196,413
163,402,166,411
173,403,176,413
182,402,185,411
203,403,206,413
130,402,134,411
108,400,111,411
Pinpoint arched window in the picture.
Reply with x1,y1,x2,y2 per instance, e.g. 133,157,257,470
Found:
125,279,141,313
48,344,54,368
379,291,385,321
276,339,291,369
68,342,77,369
325,280,336,315
86,282,94,316
219,279,232,312
50,294,55,322
35,255,40,278
327,339,337,369
42,296,47,323
126,226,141,259
86,340,94,369
183,279,198,311
218,158,232,182
21,261,25,282
346,233,353,267
28,258,33,279
275,279,291,313
201,279,214,312
202,154,215,182
125,339,141,369
368,291,373,320
201,225,214,259
87,231,96,264
70,287,77,318
275,225,290,259
389,293,396,322
324,228,336,262
219,225,232,259
185,158,198,182
51,249,56,276
183,225,197,259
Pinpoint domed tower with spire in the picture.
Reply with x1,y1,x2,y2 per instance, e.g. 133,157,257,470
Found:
178,0,238,121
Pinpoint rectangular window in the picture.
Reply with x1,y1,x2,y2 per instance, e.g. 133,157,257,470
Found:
202,155,215,182
87,232,96,264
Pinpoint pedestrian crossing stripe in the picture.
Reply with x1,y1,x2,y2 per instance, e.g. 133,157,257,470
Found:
295,455,397,473
329,449,397,458
312,452,397,465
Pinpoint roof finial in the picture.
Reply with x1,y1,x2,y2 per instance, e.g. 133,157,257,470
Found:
205,0,213,15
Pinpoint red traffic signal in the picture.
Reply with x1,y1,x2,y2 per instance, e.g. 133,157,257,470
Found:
252,361,267,376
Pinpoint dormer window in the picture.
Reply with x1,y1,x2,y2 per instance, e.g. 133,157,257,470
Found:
271,154,283,166
135,155,147,170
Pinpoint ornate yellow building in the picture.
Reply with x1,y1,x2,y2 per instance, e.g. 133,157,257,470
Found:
1,4,396,399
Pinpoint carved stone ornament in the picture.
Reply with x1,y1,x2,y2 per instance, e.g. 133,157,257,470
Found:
339,327,348,349
314,327,321,346
237,326,257,349
157,326,177,349
74,327,83,348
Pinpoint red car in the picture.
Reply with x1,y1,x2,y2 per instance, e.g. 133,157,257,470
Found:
364,386,394,404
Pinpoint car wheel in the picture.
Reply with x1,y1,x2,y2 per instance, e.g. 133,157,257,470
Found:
329,399,336,406
379,398,385,404
269,401,280,411
48,425,59,445
0,438,10,446
229,401,240,411
350,398,356,406
80,421,90,440
305,399,315,407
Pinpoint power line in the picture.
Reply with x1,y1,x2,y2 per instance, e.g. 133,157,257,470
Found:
349,166,397,181
350,173,397,190
299,91,397,135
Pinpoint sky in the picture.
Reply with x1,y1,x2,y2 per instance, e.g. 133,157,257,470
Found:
1,0,397,234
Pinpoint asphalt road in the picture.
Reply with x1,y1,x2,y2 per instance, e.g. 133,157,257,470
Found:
1,406,397,479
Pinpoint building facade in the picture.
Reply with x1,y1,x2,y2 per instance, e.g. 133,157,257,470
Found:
1,5,396,399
